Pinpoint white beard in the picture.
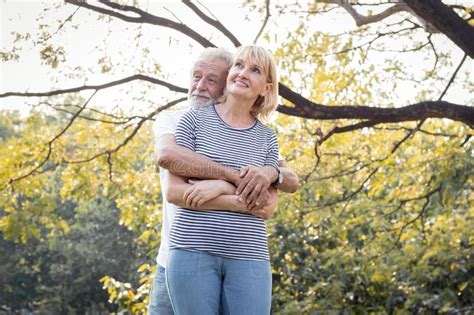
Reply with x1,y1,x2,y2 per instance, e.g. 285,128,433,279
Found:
189,93,214,109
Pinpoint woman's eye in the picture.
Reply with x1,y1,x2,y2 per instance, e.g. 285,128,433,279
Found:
253,67,261,74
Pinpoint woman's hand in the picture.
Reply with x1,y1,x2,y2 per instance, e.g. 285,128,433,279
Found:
184,179,236,208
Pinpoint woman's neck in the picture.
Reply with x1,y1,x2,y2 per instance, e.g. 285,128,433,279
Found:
217,95,256,128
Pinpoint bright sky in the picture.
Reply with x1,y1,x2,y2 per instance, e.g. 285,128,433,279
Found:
1,1,279,114
1,1,472,115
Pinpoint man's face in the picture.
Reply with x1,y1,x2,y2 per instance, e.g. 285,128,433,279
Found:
189,59,228,109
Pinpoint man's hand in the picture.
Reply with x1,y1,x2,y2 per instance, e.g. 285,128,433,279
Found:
247,190,270,212
248,186,278,220
184,179,235,208
236,165,277,208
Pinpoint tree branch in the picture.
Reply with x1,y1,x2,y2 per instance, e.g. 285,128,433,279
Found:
65,0,215,48
253,0,271,44
2,96,186,190
389,51,469,153
404,0,474,58
55,2,473,129
317,0,474,56
2,91,98,191
0,74,187,98
334,0,410,27
182,0,241,47
318,120,381,145
65,97,186,164
2,77,472,129
439,53,468,101
278,83,474,128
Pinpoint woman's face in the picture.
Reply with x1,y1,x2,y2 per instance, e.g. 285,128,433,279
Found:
226,55,271,101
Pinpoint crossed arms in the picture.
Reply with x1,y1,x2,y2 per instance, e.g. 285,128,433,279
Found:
157,134,299,219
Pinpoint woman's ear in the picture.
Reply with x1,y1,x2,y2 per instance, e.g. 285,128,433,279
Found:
260,83,272,97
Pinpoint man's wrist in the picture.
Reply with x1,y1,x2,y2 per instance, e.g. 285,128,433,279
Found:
271,166,283,186
225,169,241,185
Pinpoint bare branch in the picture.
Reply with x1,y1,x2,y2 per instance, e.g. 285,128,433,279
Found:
182,0,241,47
65,0,215,47
368,183,443,258
439,53,468,101
461,135,471,147
390,185,442,240
337,168,379,217
388,51,469,153
0,74,187,98
253,0,271,44
373,126,461,138
278,83,474,128
318,120,381,145
65,97,186,164
426,34,439,73
39,101,152,125
106,152,116,184
332,0,410,27
3,91,98,191
303,168,378,214
2,96,186,190
404,0,474,57
2,78,471,130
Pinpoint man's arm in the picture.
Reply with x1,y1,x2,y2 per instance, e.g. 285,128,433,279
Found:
276,160,299,193
164,171,277,220
236,161,299,209
251,186,278,220
156,134,241,184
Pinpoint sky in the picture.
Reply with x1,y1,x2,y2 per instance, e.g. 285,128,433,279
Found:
1,1,278,114
1,1,472,116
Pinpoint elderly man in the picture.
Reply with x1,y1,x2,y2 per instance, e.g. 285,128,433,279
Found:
148,47,298,315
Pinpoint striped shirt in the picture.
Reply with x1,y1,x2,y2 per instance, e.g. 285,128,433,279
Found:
169,105,279,261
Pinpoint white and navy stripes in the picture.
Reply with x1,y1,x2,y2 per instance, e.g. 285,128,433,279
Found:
170,105,279,261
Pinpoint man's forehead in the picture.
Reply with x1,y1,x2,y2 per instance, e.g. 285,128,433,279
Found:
193,61,227,76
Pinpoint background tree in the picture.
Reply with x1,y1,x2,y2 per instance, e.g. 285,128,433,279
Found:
1,0,472,313
0,111,146,313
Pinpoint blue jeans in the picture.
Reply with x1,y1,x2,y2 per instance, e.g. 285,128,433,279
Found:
148,264,174,315
166,249,272,315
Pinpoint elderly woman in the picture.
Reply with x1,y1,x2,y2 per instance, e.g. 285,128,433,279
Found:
166,45,280,314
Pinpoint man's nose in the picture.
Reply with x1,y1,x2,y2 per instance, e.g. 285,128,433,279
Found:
196,78,207,90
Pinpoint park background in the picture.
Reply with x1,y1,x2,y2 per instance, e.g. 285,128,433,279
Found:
1,1,473,313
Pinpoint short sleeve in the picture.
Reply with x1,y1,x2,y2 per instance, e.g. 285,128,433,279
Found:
154,111,180,140
175,109,198,151
265,131,280,168
153,110,184,155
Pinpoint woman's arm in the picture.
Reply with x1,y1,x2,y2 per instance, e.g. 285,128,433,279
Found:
164,171,277,219
165,171,247,213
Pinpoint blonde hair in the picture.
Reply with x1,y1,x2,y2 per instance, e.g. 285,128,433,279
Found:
236,45,279,121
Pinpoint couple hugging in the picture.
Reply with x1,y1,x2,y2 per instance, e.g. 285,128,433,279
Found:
149,45,299,315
